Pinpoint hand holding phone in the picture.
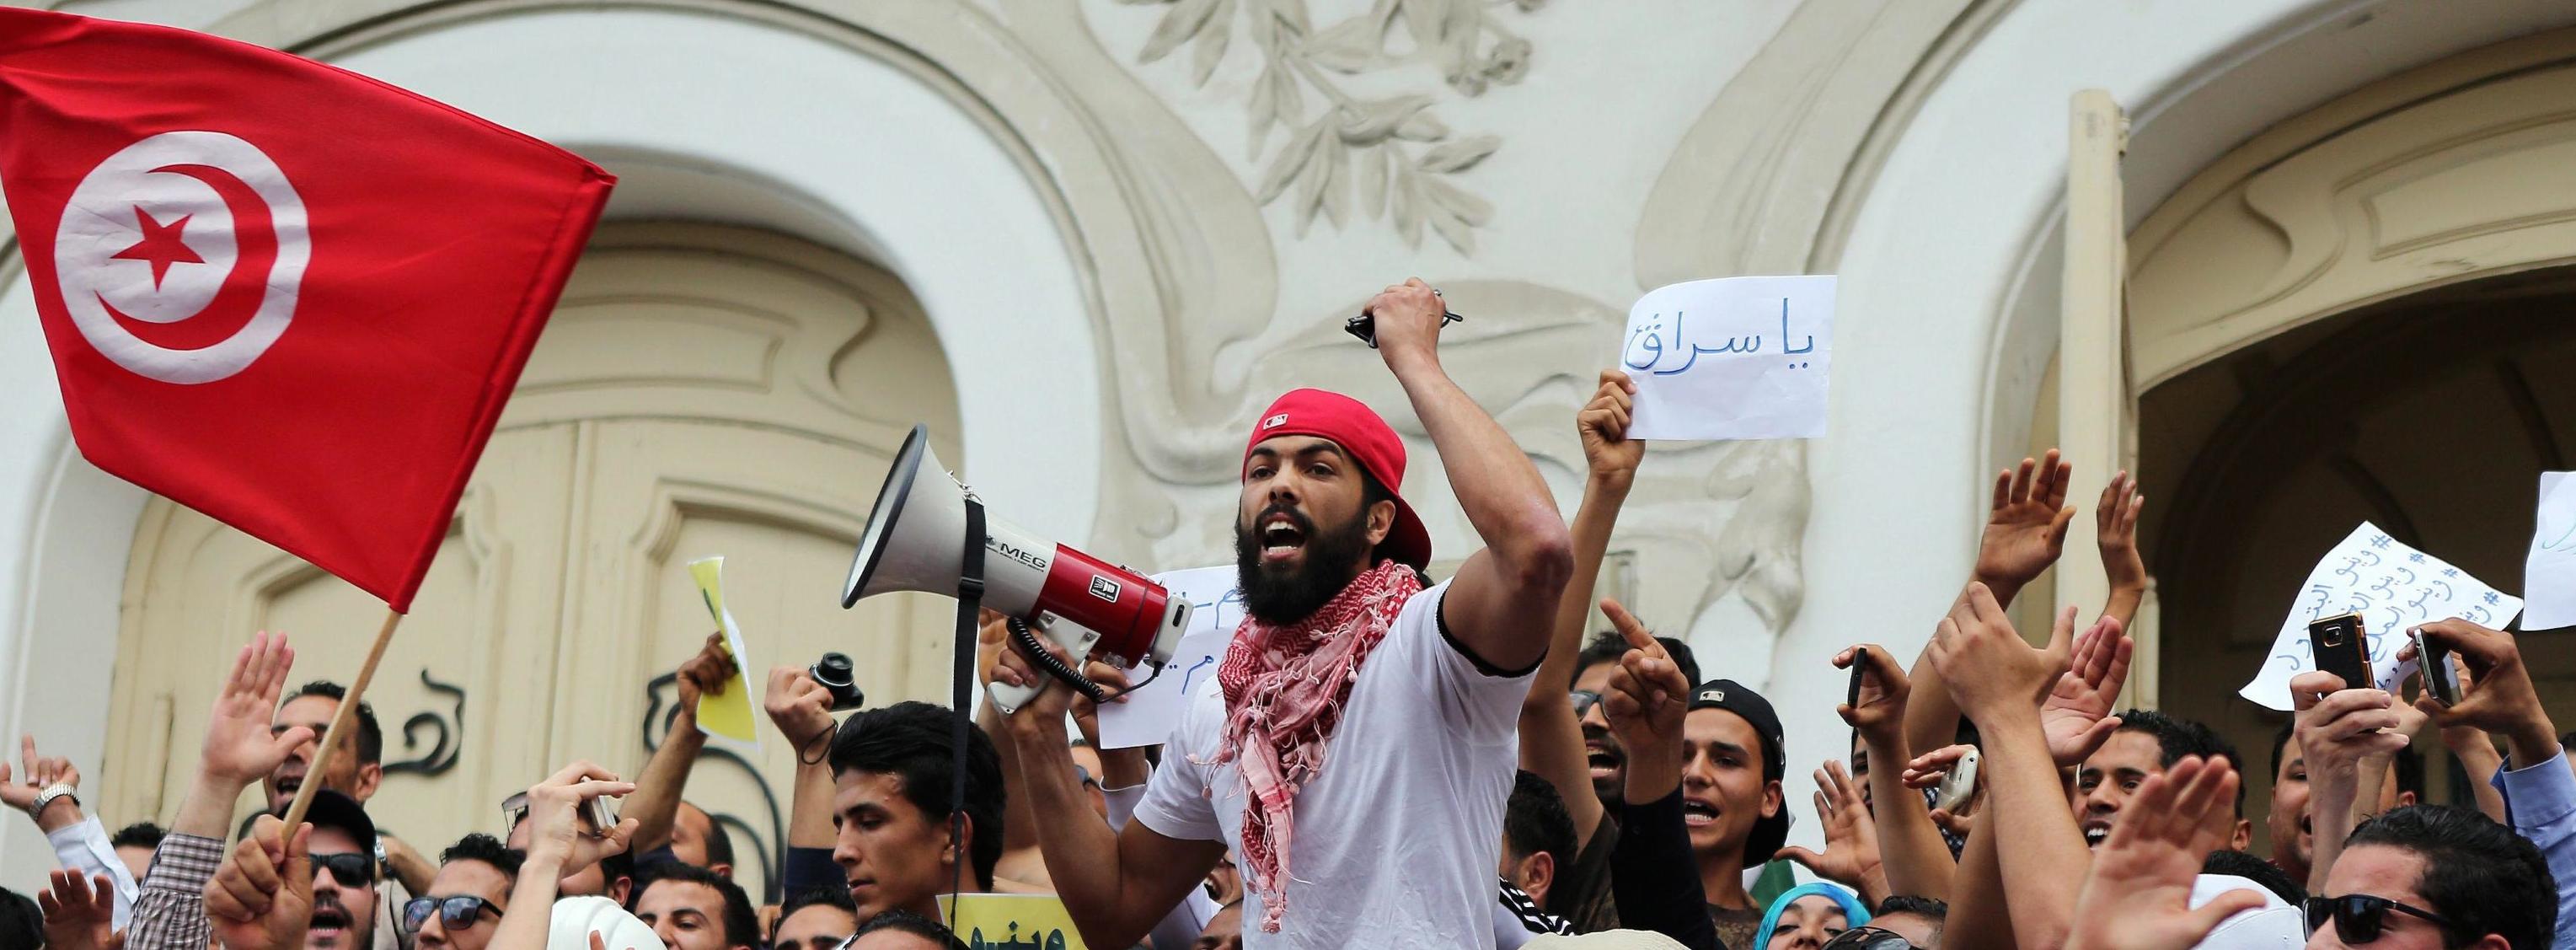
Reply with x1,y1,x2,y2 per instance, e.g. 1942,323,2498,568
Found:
2307,613,2373,693
2413,629,2462,706
1847,646,1868,710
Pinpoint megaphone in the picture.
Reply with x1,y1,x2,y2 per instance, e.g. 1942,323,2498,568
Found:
843,424,1192,713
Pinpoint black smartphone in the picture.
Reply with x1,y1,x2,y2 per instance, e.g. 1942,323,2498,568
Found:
1343,309,1465,348
2308,613,2373,691
2416,630,2462,706
1847,647,1868,708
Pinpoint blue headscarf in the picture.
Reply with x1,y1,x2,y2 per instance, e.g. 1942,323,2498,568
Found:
1755,882,1873,948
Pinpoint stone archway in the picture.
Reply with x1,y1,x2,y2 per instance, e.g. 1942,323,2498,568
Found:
2125,27,2576,842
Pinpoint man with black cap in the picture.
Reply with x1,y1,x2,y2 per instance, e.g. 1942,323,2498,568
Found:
997,277,1575,948
201,788,383,950
1593,598,1787,950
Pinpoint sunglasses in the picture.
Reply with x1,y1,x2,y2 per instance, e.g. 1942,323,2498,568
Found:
1570,690,1602,717
1820,927,1916,950
404,895,501,933
310,851,378,888
2305,894,2462,944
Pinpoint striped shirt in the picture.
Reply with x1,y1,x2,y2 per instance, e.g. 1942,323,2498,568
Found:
126,831,225,950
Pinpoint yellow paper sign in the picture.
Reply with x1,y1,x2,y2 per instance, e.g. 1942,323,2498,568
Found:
685,556,762,749
937,894,1088,950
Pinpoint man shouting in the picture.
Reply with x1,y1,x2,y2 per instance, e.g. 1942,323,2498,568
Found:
997,278,1573,947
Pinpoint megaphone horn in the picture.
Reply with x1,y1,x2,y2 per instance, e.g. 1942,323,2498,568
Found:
843,425,1192,712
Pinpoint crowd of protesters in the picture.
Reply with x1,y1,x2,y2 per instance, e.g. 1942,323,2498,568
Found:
3,279,2571,949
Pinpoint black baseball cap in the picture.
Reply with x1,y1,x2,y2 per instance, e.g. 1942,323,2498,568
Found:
271,789,377,856
1689,679,1791,868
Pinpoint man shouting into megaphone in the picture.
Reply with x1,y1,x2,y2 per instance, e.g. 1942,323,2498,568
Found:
995,277,1575,948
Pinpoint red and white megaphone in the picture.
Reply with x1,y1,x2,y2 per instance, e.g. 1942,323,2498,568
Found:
843,425,1192,713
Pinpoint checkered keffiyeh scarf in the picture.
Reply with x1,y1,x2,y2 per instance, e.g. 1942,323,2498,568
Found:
1207,558,1422,932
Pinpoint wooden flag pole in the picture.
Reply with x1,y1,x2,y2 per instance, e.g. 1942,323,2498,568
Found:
280,607,406,830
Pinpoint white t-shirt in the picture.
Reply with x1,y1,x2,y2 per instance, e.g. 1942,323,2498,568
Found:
1134,581,1533,948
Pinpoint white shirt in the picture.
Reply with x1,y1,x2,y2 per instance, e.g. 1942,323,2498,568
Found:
46,816,139,929
1134,581,1532,948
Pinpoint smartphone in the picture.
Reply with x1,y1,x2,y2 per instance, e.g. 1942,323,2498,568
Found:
2416,629,2462,706
582,797,618,835
1846,647,1868,709
2307,613,2374,691
1933,747,1981,813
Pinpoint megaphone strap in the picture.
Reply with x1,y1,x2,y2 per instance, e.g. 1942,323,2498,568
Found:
948,497,986,907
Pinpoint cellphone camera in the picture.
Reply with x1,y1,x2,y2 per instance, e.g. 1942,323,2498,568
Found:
811,652,865,711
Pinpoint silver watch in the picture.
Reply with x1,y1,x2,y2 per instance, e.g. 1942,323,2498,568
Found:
27,782,76,819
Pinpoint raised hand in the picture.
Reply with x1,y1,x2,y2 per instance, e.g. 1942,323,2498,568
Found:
675,631,739,713
521,761,640,877
1599,598,1691,803
2401,619,2560,765
202,631,312,787
2,734,83,829
762,665,838,755
206,817,313,950
2040,615,2132,767
1904,744,1983,838
1929,583,2075,728
37,869,121,950
2095,472,2148,615
1360,277,1454,368
2065,756,2265,950
1576,369,1644,484
1975,450,2076,597
1775,760,1887,903
1834,644,1910,745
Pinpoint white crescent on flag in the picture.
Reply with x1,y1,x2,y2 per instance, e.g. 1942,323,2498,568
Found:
54,130,309,384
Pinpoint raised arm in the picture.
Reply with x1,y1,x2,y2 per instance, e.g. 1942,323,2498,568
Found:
130,631,315,950
998,636,1226,947
2289,670,2411,894
2095,471,2148,630
1597,598,1718,950
1836,644,1952,900
1906,453,2074,762
1366,277,1573,672
1929,586,2091,950
493,762,640,950
3,736,137,927
1520,369,1642,846
629,633,731,855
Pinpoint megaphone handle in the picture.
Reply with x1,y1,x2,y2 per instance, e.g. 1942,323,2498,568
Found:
992,619,1109,716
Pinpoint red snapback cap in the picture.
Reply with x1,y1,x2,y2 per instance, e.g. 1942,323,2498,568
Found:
1243,389,1432,570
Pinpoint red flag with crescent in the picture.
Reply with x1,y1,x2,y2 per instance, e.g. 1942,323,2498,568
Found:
0,8,613,611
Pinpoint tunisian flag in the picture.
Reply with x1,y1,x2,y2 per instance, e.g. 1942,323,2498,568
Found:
0,9,613,611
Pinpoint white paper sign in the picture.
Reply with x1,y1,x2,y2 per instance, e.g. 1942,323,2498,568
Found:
2524,472,2576,631
1620,275,1835,441
1095,566,1242,749
2238,523,2523,711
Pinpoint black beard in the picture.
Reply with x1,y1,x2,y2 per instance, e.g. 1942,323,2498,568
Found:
1234,502,1373,625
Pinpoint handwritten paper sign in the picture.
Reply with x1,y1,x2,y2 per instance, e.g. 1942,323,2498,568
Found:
684,556,763,749
2525,473,2576,631
1620,275,1835,441
1094,566,1240,749
940,893,1090,950
2237,523,2522,711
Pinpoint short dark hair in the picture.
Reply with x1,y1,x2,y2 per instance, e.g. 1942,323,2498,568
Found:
828,701,1005,890
635,861,758,948
111,821,166,851
0,888,37,950
441,833,524,884
2200,848,2303,904
774,885,857,943
680,802,736,869
2344,805,2556,950
284,680,383,766
1572,631,1701,689
1503,770,1577,874
2270,719,2295,779
1872,895,1946,942
600,846,635,893
2115,709,2246,814
853,909,969,950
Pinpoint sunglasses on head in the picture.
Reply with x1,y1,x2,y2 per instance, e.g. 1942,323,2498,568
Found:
2305,894,2462,944
1570,690,1602,717
404,895,501,933
310,851,377,888
1819,926,1915,950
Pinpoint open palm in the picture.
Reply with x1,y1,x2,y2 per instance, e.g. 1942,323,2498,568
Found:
202,632,311,785
2041,616,2132,767
1976,450,2075,588
2068,757,2266,950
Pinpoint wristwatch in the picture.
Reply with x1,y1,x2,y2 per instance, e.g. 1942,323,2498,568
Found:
27,782,76,819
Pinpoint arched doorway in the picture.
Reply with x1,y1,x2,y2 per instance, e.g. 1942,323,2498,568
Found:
99,224,961,899
2127,27,2576,848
